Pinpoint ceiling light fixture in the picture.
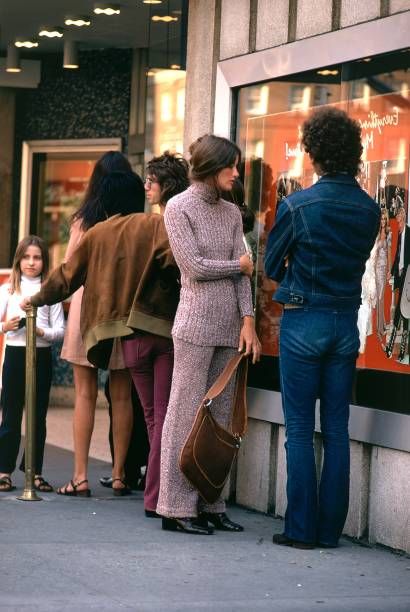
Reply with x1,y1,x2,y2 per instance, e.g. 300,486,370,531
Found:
63,41,79,69
39,27,64,38
93,3,121,15
151,15,178,22
143,0,162,4
6,44,21,72
65,16,91,27
15,39,39,48
317,69,339,76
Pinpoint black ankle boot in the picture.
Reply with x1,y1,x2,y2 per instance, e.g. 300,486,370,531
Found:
200,512,244,532
162,517,214,535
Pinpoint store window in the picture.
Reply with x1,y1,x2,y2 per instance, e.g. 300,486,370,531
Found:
236,49,410,414
145,69,186,161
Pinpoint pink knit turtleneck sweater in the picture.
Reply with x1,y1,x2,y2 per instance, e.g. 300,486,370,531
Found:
164,181,254,347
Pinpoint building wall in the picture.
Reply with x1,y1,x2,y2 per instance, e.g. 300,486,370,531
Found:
184,0,410,148
12,48,132,264
0,90,15,267
10,49,132,389
185,0,410,553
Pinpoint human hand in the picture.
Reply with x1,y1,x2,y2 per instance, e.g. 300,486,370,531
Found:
20,297,32,312
238,316,261,364
3,316,20,333
240,254,254,277
36,327,45,338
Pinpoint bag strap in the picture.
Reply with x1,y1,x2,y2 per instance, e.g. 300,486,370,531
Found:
204,353,248,437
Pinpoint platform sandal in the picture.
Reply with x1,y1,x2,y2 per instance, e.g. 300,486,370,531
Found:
112,478,132,497
56,479,91,497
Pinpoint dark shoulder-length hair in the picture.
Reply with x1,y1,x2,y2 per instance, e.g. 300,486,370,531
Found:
301,107,363,176
99,171,145,218
189,135,241,182
146,151,189,205
9,235,50,294
72,151,132,230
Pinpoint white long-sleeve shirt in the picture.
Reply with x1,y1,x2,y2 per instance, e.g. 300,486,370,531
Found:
0,275,65,347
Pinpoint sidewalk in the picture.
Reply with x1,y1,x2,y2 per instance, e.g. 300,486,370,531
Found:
1,411,409,611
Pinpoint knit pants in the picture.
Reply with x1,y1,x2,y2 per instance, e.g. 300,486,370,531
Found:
157,338,237,518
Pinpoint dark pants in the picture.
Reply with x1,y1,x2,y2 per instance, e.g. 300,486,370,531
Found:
279,308,359,546
122,333,173,511
0,345,52,474
105,380,149,488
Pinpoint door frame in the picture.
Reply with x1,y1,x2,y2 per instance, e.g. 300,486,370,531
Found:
18,138,122,241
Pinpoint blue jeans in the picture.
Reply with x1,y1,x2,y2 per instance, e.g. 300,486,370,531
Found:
279,307,359,546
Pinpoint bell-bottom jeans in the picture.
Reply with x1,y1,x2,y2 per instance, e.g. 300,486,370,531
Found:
279,307,359,546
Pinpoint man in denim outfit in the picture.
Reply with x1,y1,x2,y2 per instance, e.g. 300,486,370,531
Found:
265,108,380,549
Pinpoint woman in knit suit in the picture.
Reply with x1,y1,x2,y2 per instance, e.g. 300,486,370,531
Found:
157,135,261,535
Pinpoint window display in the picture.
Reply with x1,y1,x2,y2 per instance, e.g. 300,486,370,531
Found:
237,49,410,413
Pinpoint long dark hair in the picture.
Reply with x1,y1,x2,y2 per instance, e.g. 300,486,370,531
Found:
189,135,241,182
9,235,49,294
99,171,145,217
72,151,132,230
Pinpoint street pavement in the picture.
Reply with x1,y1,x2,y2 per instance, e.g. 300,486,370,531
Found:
1,442,409,612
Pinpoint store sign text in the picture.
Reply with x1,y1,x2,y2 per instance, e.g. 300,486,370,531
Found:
360,107,399,152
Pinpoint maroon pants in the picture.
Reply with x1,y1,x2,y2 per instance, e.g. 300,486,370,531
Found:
122,333,174,511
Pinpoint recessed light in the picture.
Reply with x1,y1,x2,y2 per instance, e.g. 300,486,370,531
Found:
151,15,178,22
65,16,91,27
317,69,339,76
15,39,39,48
143,0,162,4
6,44,21,72
94,3,121,15
63,41,79,69
39,27,64,38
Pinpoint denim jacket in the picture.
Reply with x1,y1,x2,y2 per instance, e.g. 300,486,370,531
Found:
264,174,380,310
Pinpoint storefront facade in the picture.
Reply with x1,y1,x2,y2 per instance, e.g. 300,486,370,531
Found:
184,0,410,552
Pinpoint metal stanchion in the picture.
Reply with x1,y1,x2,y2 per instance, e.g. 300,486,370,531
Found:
18,305,42,501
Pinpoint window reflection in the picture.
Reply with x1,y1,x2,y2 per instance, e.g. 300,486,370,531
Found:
145,69,186,159
236,49,410,412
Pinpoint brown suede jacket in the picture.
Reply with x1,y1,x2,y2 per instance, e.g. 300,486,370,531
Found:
31,213,180,368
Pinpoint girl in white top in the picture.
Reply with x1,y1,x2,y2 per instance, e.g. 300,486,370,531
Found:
0,235,65,492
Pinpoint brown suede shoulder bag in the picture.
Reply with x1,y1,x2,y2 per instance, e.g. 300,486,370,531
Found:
179,352,248,504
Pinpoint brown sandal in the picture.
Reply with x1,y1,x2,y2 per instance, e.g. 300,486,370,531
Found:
34,476,53,493
56,479,91,497
112,478,131,497
0,476,15,492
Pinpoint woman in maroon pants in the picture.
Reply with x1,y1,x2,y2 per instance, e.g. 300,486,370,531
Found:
122,152,189,517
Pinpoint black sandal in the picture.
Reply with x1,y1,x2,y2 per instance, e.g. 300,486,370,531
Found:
112,478,132,497
0,476,15,492
34,476,54,492
56,479,91,497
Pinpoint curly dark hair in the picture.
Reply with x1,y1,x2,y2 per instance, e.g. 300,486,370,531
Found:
146,151,189,205
301,107,363,176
